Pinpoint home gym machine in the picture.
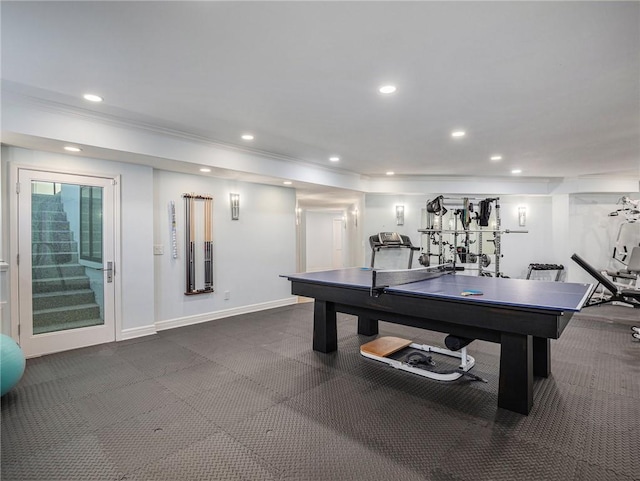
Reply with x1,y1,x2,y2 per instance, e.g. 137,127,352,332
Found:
608,195,640,266
417,195,526,277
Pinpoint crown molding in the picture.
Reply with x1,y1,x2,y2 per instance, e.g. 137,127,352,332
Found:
1,86,364,179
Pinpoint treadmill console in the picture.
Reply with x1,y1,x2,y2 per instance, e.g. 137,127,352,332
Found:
378,232,402,245
369,232,420,269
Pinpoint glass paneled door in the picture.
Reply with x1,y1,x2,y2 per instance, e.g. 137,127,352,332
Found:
18,169,116,357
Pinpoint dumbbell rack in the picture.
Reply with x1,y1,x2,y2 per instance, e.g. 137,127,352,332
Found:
526,263,564,281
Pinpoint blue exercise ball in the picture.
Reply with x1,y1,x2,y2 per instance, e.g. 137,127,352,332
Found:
1,334,26,396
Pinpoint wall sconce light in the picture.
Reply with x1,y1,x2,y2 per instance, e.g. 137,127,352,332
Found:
230,193,240,220
518,206,527,227
396,205,405,226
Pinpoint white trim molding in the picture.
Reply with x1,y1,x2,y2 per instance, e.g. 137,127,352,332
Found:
0,262,9,336
121,324,158,341
155,297,298,332
120,297,299,340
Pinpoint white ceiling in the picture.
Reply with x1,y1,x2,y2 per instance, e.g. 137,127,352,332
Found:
2,1,639,191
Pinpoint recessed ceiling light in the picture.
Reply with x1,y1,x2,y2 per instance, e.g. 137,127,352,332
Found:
241,134,254,141
511,169,522,174
283,181,292,185
451,130,466,138
386,171,395,176
329,156,340,162
490,155,503,161
83,93,103,102
200,168,211,173
378,85,397,94
64,146,82,152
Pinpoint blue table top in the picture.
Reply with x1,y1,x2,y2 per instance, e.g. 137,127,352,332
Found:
284,268,592,312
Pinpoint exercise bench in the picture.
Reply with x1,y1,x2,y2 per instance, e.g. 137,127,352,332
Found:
571,253,640,308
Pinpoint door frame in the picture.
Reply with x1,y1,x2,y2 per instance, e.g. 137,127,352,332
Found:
9,164,122,357
331,216,344,269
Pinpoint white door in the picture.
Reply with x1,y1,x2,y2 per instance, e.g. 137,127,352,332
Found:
17,169,117,357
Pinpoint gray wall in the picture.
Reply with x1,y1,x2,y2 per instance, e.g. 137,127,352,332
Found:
2,144,638,342
3,146,155,334
2,147,299,338
360,192,639,282
152,169,296,325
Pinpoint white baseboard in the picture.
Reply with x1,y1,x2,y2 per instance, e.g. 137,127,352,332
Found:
155,297,298,332
119,297,298,339
120,324,157,340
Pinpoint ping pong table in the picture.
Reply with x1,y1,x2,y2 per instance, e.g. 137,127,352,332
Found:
283,267,592,415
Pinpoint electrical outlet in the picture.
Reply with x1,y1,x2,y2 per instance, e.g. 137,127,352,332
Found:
224,291,230,300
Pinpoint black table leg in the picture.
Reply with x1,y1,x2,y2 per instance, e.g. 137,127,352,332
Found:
313,300,337,353
498,332,533,415
357,316,378,336
533,336,550,378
